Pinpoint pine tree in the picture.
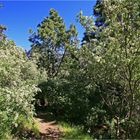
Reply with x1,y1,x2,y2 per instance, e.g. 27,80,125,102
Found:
29,9,78,77
81,0,106,44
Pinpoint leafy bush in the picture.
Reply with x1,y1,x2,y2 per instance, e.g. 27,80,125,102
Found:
0,37,40,138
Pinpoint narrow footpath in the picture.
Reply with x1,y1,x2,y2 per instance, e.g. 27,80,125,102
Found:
35,113,62,140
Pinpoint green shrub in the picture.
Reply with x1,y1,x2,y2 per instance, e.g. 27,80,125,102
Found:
0,37,40,139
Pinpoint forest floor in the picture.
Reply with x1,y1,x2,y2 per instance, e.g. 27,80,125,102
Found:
35,112,62,140
33,110,92,140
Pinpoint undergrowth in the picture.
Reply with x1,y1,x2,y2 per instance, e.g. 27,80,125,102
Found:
58,122,92,140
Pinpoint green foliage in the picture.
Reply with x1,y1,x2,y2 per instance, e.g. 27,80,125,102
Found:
29,9,78,77
0,33,40,138
30,9,81,124
59,122,92,140
30,1,140,138
1,0,140,139
33,0,140,139
77,0,140,138
14,114,39,139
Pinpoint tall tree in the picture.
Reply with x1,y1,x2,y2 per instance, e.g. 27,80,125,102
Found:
29,9,78,77
81,0,106,45
94,0,106,27
78,0,140,138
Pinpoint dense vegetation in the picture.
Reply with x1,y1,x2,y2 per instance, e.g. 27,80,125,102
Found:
1,0,140,139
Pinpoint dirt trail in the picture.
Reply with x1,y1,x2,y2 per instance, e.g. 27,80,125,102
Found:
35,113,62,140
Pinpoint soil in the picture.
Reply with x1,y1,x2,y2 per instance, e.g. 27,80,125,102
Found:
34,113,62,140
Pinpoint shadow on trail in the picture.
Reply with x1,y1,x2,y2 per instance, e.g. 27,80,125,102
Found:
35,107,62,140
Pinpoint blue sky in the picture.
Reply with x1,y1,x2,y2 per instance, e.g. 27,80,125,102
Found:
0,1,96,50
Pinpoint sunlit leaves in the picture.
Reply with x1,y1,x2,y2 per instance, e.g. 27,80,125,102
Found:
0,37,40,138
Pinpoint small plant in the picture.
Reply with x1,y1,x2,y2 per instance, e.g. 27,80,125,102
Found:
58,122,92,140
